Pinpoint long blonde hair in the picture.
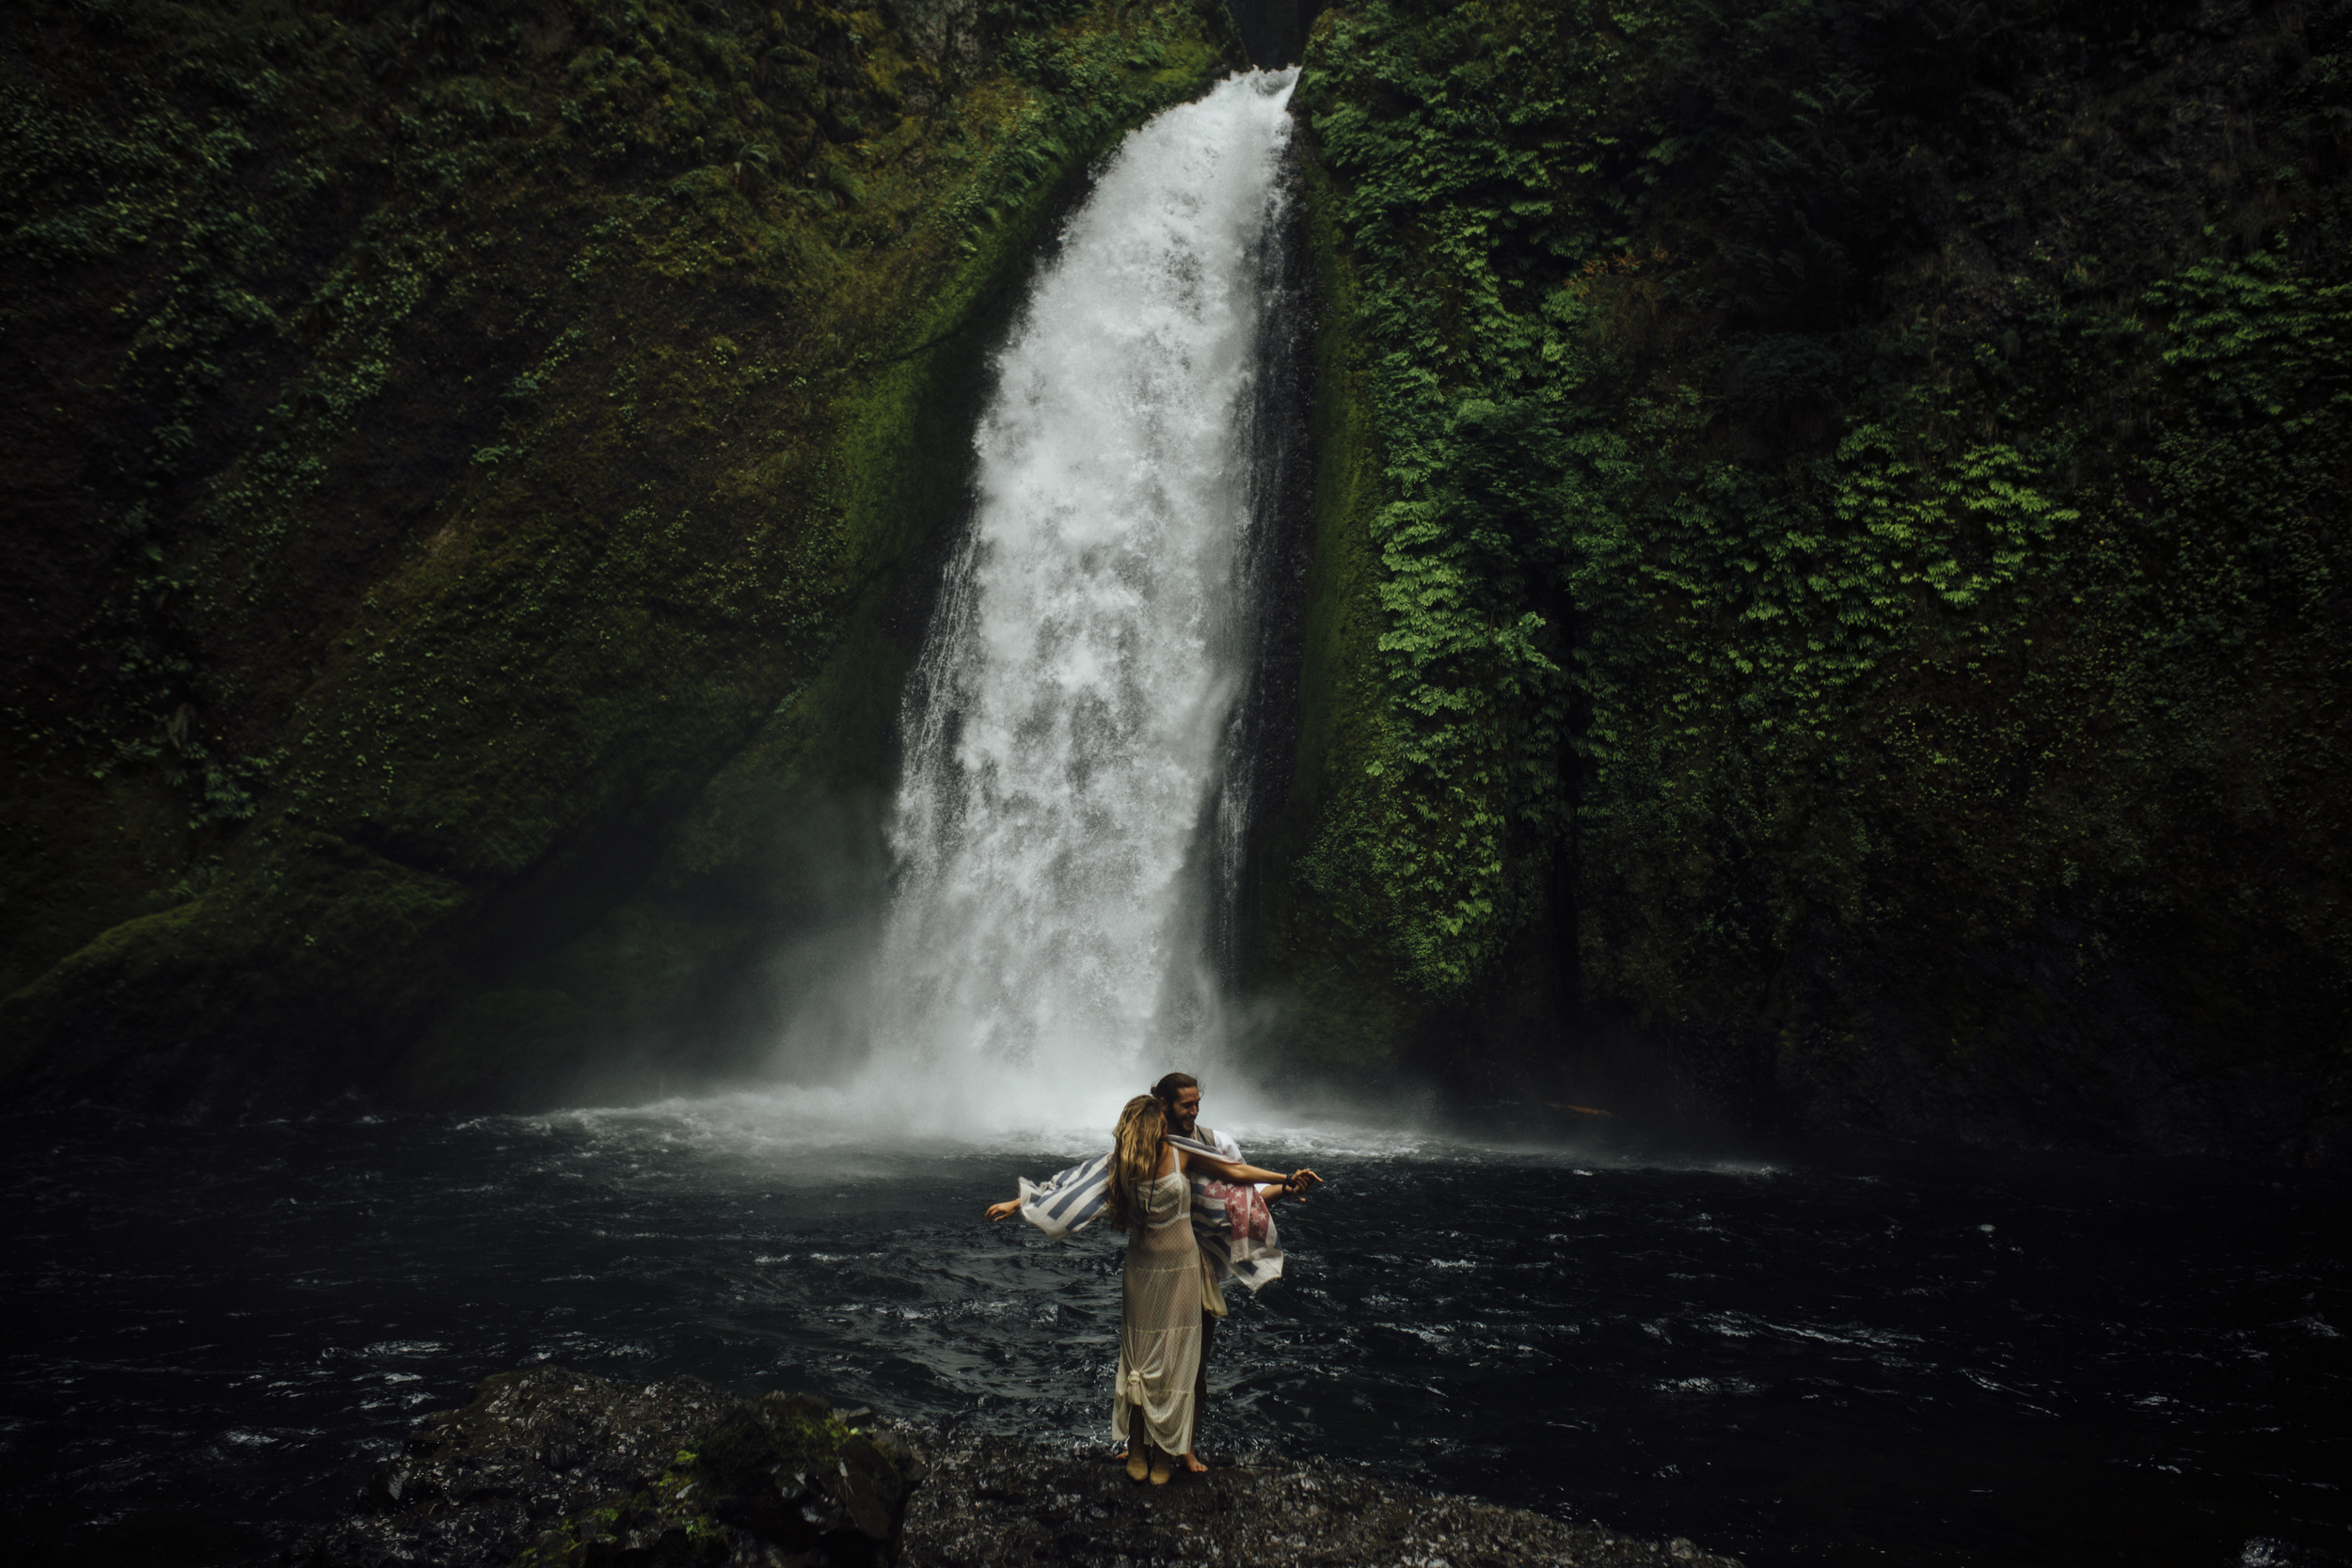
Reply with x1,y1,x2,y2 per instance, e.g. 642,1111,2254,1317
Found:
1104,1094,1168,1233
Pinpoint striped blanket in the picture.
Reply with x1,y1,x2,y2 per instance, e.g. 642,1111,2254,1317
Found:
1015,1134,1284,1292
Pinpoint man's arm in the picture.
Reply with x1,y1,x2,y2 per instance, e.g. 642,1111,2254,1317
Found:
1180,1148,1322,1193
1206,1128,1286,1202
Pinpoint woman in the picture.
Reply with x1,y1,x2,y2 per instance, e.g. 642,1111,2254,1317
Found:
986,1095,1320,1484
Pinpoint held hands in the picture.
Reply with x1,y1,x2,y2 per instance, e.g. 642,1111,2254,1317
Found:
984,1199,1021,1222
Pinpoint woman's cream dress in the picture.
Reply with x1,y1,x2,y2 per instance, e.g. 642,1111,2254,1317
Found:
1111,1168,1201,1457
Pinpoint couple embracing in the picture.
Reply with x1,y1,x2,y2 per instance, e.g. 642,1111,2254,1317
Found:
985,1073,1325,1484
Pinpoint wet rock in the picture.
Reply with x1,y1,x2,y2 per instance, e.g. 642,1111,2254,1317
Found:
291,1369,920,1568
884,1427,1741,1568
883,0,979,73
294,1370,1735,1568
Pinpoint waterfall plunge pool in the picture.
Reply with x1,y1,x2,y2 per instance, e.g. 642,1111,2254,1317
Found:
3,1101,2344,1568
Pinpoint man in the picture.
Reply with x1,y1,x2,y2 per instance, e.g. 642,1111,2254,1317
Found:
1153,1070,1231,1162
1150,1070,1290,1468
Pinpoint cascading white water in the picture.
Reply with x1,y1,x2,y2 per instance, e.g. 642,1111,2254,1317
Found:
844,69,1300,1134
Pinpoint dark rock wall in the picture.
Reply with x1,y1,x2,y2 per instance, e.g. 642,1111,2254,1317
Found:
1228,0,1321,66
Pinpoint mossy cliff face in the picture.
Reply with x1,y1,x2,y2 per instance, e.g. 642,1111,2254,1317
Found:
1255,0,2352,1161
0,0,1235,1107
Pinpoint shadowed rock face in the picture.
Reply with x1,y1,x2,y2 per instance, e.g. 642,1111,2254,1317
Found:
885,0,982,73
293,1367,1744,1568
1226,0,1321,66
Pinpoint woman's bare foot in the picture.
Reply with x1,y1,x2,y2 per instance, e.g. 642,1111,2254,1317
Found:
1183,1451,1210,1474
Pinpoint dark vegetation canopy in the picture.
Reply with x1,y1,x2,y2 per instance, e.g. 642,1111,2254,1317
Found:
1,0,2345,1161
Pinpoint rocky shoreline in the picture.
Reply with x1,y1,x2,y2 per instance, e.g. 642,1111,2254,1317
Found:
898,1424,1742,1568
291,1368,1741,1568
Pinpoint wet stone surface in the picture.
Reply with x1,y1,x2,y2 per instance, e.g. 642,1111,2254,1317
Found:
292,1368,917,1568
289,1365,1738,1568
890,1425,1745,1568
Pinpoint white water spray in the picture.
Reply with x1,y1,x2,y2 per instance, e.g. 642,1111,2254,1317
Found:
809,71,1300,1138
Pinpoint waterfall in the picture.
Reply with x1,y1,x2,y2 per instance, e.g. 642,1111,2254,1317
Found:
847,70,1301,1134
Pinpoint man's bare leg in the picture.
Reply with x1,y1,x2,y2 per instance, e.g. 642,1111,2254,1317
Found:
1184,1310,1214,1471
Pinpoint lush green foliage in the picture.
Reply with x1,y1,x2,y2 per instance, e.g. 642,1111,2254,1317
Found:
1291,0,2352,1116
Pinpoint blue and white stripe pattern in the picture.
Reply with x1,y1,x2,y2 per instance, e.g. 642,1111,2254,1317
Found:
1017,1152,1113,1239
1015,1133,1285,1292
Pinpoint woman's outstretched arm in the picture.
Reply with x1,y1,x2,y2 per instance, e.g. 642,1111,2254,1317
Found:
984,1197,1021,1221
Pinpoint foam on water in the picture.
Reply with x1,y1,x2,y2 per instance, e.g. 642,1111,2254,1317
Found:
538,1087,1795,1187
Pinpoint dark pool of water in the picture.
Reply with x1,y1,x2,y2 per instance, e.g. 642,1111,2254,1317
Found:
1,1101,2345,1567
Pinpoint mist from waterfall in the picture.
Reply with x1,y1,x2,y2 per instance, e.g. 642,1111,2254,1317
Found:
767,70,1302,1140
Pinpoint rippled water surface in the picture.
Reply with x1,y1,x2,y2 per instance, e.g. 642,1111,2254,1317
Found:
3,1102,2345,1567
